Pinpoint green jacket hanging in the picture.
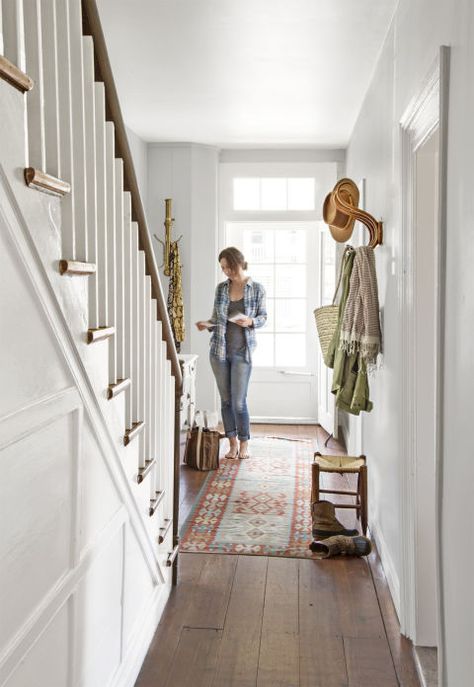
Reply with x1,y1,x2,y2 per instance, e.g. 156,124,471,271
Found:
327,246,373,415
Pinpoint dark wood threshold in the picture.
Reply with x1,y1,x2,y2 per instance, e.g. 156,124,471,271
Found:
137,458,155,484
158,518,172,544
87,326,115,344
107,377,131,400
24,167,71,196
124,420,144,446
149,490,165,517
59,260,96,276
0,55,33,92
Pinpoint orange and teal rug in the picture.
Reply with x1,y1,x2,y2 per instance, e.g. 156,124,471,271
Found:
180,437,319,559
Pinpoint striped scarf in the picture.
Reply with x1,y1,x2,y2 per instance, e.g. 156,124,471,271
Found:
340,246,382,366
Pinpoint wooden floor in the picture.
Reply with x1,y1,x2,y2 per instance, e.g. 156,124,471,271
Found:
135,425,420,687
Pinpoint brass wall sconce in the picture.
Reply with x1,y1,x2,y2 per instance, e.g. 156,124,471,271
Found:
154,198,182,275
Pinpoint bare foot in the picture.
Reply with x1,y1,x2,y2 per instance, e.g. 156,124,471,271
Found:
225,439,239,459
238,440,250,459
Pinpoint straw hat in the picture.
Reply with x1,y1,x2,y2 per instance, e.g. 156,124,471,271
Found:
323,178,360,243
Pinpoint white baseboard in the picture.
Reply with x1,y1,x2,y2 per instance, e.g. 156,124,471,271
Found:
370,518,401,620
251,417,318,425
111,579,172,687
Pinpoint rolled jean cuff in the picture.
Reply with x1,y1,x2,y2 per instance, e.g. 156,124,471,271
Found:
226,431,238,438
238,434,250,441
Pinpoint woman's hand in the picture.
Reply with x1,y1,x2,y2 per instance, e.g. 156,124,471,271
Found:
235,317,253,328
195,321,210,331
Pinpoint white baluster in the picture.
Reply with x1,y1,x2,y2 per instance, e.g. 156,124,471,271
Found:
82,36,98,326
115,159,125,382
66,0,87,260
131,222,140,427
145,278,152,466
105,122,116,383
0,1,4,55
138,252,146,468
169,369,175,520
94,82,108,326
166,360,174,519
40,0,60,177
153,324,163,497
55,0,75,258
23,0,45,170
123,192,133,430
149,299,158,490
158,341,167,498
3,0,26,74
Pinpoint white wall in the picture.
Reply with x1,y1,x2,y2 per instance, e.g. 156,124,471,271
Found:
126,126,148,209
147,144,219,412
345,1,474,683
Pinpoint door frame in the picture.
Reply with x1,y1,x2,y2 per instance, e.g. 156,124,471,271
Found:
399,46,449,675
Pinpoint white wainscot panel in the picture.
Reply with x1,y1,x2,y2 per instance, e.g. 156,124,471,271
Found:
4,602,70,687
0,413,76,655
80,417,122,550
122,523,156,649
75,526,124,687
0,227,72,418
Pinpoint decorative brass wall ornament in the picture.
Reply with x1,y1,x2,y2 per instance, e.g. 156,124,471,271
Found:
323,178,383,248
154,198,182,275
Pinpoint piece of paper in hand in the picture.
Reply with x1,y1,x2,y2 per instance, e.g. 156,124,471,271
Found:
228,312,246,323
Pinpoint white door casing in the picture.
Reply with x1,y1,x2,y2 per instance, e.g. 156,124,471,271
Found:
399,46,449,673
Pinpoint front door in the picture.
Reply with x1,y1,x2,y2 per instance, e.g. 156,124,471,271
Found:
226,221,319,423
317,225,337,436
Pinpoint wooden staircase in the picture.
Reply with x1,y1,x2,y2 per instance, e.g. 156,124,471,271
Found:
0,2,182,684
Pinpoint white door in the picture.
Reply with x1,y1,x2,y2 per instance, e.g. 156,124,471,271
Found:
226,221,319,423
317,225,337,435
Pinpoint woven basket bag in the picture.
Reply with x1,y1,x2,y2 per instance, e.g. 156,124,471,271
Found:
314,304,339,366
313,253,345,367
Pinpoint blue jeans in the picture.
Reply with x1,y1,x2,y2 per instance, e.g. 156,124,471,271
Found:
210,350,252,441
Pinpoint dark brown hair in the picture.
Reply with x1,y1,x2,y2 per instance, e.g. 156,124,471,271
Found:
218,246,248,271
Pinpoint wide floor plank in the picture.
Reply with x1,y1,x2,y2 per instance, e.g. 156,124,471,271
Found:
212,556,268,687
165,627,222,687
299,559,349,686
344,636,399,687
258,558,299,686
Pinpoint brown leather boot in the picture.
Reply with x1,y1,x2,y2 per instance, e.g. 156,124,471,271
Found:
309,535,372,558
311,500,359,540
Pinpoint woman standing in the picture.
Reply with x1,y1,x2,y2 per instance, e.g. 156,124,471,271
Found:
196,247,267,459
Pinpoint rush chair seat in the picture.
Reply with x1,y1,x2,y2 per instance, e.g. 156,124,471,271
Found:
311,452,368,536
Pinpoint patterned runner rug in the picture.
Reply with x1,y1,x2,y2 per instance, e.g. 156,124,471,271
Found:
180,437,320,559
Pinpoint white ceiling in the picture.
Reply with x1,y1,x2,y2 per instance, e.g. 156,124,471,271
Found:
97,0,398,148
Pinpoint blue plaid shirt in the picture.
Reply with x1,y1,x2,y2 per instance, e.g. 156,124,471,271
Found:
209,278,267,362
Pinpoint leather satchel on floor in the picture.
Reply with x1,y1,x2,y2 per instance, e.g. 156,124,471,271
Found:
184,414,223,471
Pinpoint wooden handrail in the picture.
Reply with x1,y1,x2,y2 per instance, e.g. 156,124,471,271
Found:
81,0,182,389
